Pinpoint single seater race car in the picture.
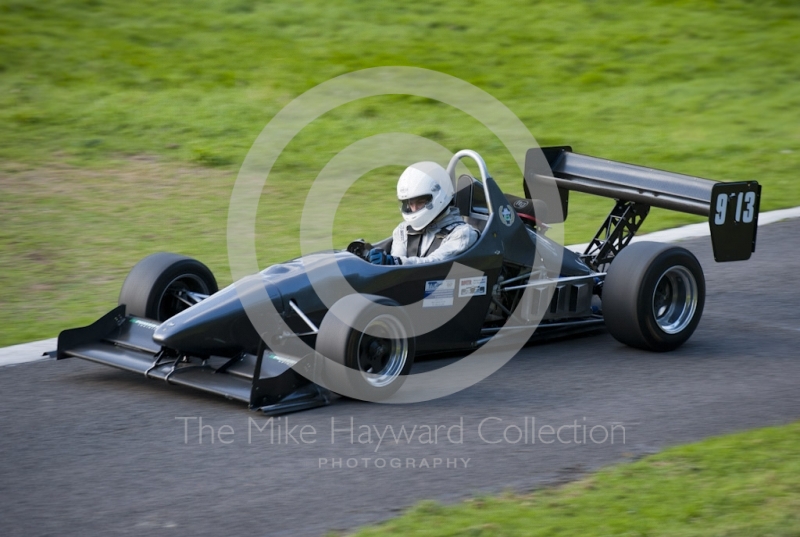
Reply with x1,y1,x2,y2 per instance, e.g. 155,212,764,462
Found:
57,148,761,414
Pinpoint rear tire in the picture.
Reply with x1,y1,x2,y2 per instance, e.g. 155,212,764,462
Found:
316,294,415,401
603,242,705,352
118,252,217,321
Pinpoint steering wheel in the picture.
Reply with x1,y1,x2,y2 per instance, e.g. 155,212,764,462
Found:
346,239,373,260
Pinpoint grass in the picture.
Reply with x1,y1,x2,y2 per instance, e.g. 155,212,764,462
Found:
348,420,800,536
1,0,800,345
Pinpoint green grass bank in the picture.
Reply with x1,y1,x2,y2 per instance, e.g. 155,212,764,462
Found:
349,420,800,536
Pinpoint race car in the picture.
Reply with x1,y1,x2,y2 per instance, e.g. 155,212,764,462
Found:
57,148,761,414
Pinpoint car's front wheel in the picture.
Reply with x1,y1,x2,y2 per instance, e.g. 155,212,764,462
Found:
603,242,705,352
118,252,218,321
316,294,415,401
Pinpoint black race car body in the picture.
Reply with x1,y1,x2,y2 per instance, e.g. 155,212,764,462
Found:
57,148,761,414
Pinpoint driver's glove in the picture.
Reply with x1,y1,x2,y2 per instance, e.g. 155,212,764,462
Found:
368,248,401,265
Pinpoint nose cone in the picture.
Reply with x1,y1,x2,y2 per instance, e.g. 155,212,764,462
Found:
153,275,282,356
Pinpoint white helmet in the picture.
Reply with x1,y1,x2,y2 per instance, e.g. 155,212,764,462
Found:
397,161,454,231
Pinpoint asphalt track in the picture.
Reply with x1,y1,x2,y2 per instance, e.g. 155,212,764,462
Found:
1,219,799,537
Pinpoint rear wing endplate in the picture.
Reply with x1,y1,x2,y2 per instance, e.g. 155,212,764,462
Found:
524,146,761,261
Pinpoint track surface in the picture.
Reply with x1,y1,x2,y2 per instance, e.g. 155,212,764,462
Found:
2,220,799,537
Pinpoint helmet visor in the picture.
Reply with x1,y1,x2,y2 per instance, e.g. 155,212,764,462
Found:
400,194,433,214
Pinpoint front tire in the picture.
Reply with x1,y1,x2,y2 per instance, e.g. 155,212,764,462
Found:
118,252,217,321
603,242,705,352
316,294,415,401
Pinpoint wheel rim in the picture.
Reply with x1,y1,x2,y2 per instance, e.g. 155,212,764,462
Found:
652,266,698,334
355,315,409,388
156,274,211,321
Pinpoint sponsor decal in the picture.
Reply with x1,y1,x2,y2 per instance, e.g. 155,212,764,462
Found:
423,279,455,307
459,276,487,297
132,318,159,330
264,351,296,367
513,199,529,209
499,205,515,226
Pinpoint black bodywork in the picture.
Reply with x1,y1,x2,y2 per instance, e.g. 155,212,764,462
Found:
57,147,761,414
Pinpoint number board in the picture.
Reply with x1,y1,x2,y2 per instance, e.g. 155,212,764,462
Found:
708,181,761,262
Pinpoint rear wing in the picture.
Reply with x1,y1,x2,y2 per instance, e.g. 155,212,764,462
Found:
524,146,761,262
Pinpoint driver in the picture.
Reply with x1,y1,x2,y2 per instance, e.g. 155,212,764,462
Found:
368,161,478,266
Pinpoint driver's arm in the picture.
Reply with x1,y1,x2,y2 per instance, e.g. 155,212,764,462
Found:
390,223,408,257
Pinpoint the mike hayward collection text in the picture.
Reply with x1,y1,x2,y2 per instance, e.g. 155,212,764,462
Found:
176,416,626,449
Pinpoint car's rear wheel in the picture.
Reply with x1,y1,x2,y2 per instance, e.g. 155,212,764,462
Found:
118,252,218,321
316,294,415,401
602,242,705,352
